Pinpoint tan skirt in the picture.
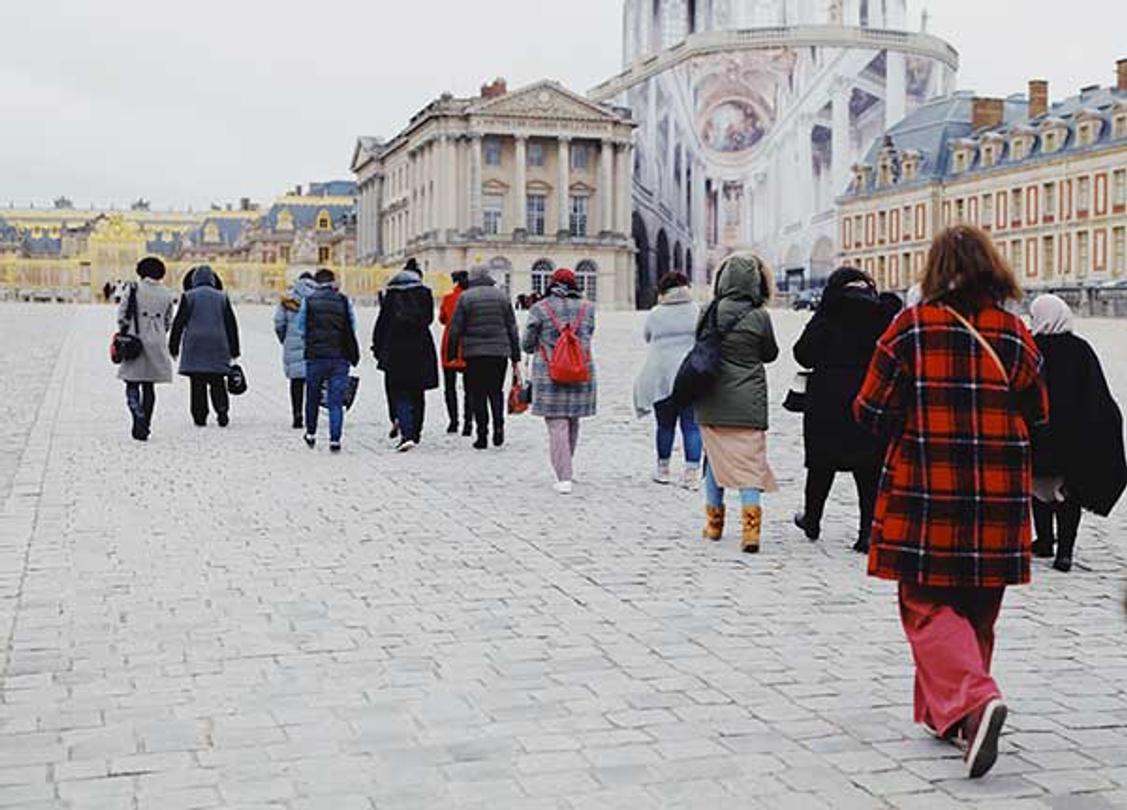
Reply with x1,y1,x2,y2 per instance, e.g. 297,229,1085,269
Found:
701,426,779,492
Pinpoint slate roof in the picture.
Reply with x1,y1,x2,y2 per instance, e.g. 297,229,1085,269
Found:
307,180,357,197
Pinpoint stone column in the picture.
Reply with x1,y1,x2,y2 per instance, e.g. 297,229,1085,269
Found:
557,136,571,236
832,79,852,200
600,140,615,234
885,51,907,131
514,135,528,236
647,81,658,189
615,142,633,234
469,134,483,235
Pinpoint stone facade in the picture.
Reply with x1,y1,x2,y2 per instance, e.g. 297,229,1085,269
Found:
839,63,1127,291
593,0,957,303
352,80,637,307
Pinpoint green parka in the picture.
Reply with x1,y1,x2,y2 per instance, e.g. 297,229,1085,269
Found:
693,255,779,430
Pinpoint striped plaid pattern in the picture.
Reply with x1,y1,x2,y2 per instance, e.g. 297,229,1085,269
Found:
854,304,1049,588
521,294,597,419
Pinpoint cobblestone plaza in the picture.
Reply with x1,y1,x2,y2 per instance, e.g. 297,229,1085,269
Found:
0,304,1125,809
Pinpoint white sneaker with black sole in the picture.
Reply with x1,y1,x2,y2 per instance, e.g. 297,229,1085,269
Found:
397,439,416,453
965,698,1007,779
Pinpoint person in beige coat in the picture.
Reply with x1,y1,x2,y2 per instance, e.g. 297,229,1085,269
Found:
117,257,176,441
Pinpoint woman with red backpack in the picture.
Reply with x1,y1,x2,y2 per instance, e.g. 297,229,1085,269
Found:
521,268,596,495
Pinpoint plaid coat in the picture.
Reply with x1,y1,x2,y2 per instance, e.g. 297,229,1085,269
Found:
854,304,1049,588
521,291,597,419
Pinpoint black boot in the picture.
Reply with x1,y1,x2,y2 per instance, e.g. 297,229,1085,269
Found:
852,534,870,554
473,433,488,450
447,420,459,434
1031,499,1056,558
492,425,504,447
793,512,820,541
1052,502,1081,573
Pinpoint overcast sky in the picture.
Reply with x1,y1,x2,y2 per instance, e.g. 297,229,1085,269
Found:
1,0,1122,211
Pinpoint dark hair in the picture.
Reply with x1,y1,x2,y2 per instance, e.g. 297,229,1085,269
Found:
314,268,335,284
657,271,689,294
404,258,421,275
922,225,1021,313
298,271,314,281
136,256,166,280
451,270,469,289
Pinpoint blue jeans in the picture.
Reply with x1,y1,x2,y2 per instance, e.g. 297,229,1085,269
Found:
653,398,702,464
305,358,350,442
704,460,762,509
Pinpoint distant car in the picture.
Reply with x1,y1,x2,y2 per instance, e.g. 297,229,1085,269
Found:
792,289,822,311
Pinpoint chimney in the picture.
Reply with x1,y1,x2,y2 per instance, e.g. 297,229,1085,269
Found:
239,197,251,211
1028,80,1049,119
294,185,303,197
480,77,508,99
971,97,1005,131
1118,58,1127,92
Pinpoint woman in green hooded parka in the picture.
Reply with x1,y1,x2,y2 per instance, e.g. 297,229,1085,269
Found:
696,253,780,553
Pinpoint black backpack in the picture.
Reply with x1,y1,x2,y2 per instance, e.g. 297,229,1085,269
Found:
669,300,752,408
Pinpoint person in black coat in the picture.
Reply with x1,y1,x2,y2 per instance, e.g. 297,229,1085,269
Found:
793,267,897,552
169,265,240,427
372,263,439,451
1029,294,1126,573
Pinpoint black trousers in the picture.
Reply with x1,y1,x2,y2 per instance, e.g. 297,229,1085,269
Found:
804,464,881,539
189,374,229,425
1032,498,1082,554
444,368,472,427
290,378,305,420
464,357,508,438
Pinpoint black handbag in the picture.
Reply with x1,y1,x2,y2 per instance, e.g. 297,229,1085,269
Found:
783,371,811,413
227,364,248,395
670,300,752,407
110,284,143,364
320,376,361,410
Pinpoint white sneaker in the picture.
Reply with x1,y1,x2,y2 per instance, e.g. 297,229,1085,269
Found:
397,439,416,453
653,462,672,485
554,480,573,495
682,466,701,491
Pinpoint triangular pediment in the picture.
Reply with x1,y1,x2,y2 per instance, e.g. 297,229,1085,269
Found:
473,80,626,124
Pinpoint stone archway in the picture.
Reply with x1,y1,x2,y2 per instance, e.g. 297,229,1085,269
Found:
673,241,683,272
633,212,654,310
809,236,835,283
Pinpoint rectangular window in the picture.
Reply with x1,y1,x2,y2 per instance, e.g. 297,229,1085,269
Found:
1077,232,1090,275
483,193,504,235
1114,170,1127,208
1114,227,1126,276
854,215,863,248
1026,186,1038,225
569,195,589,237
915,203,926,239
483,137,503,167
1025,238,1038,279
1043,236,1055,279
955,199,965,223
279,245,291,263
996,191,1007,230
527,141,545,167
570,144,589,171
1011,189,1023,225
1115,115,1127,139
1012,139,1026,160
526,194,546,235
1095,229,1108,273
902,206,913,241
317,246,331,264
1010,240,1023,275
1095,174,1108,216
1078,176,1091,215
843,218,852,248
878,211,887,241
1043,183,1056,220
982,193,994,227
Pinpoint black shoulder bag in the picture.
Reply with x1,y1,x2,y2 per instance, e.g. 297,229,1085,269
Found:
110,284,143,364
669,300,752,408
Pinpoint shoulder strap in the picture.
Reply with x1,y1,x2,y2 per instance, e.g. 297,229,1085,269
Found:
944,305,1008,385
126,283,140,334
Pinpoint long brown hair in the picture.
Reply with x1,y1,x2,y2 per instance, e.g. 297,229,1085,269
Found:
921,225,1022,313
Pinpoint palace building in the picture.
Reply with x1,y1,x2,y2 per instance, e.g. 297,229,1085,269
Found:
838,59,1127,290
591,0,957,304
352,79,637,307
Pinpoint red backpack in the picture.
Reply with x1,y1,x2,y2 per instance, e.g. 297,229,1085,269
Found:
540,302,590,384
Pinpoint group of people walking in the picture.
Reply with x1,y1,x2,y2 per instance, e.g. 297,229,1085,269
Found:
112,224,1125,781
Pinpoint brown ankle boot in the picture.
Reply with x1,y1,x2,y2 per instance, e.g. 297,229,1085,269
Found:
702,505,725,541
742,506,762,553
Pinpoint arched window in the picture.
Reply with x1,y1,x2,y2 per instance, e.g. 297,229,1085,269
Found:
576,259,598,302
490,256,513,296
531,258,555,296
277,209,294,231
673,241,683,271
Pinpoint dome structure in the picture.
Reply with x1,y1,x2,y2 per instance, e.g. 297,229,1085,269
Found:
598,0,958,306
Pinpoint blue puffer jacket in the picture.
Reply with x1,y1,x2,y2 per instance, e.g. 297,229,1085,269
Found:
274,276,318,379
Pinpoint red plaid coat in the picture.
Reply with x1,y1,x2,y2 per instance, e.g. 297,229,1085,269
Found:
854,304,1049,588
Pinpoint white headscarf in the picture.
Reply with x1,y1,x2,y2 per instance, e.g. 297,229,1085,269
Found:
1030,294,1074,335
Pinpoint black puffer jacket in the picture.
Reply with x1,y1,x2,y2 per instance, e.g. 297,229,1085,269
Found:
446,272,520,362
303,284,359,365
794,269,896,471
371,271,439,390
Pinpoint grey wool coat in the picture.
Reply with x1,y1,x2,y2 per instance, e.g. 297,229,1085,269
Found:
169,266,241,376
521,288,597,419
633,287,699,417
693,255,779,430
116,279,175,384
274,276,317,379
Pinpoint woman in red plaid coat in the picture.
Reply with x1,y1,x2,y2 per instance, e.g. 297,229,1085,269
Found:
854,226,1049,780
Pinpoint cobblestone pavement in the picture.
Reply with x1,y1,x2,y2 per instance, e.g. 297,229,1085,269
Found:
1,302,1125,810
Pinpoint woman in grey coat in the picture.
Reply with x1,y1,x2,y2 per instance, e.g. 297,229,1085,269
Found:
521,268,596,495
117,257,176,442
170,265,240,427
633,272,701,489
274,272,317,429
